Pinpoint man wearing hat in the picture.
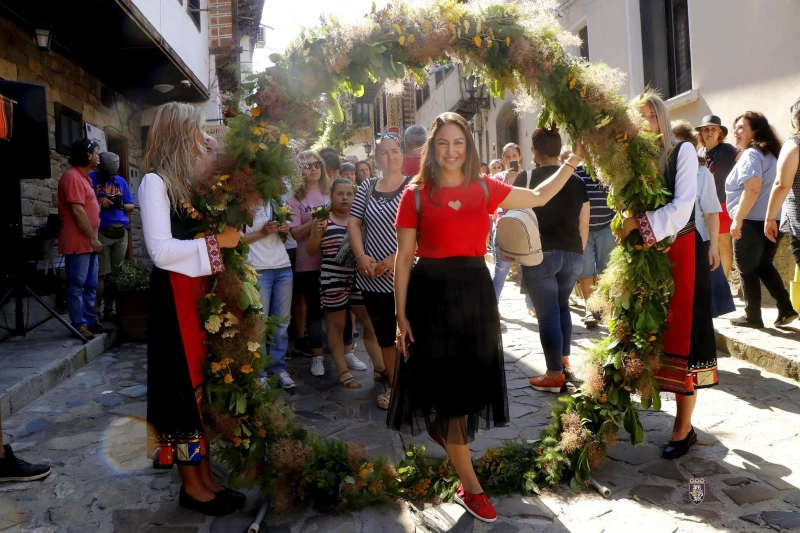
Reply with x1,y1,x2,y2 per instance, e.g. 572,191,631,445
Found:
90,151,135,321
697,114,738,279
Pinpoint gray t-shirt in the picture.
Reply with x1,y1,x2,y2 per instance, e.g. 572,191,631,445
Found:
724,148,779,222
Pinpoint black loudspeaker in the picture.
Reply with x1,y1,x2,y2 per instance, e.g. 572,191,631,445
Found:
0,80,50,179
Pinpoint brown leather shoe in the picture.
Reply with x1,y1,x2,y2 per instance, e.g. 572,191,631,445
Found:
87,322,114,335
75,326,95,340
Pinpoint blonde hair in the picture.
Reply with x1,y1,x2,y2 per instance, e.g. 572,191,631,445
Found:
412,112,481,191
294,149,331,201
638,90,675,166
143,102,206,209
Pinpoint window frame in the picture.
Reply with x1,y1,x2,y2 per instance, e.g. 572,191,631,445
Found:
640,0,692,99
54,102,84,156
187,0,201,31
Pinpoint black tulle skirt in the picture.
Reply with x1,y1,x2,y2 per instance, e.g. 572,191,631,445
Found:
386,257,509,444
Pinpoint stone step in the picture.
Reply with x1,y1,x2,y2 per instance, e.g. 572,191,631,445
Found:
714,302,799,382
0,318,115,419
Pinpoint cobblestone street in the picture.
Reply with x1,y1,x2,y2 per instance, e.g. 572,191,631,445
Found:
1,274,799,532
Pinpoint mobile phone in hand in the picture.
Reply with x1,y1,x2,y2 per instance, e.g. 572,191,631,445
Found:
404,338,414,362
509,160,519,172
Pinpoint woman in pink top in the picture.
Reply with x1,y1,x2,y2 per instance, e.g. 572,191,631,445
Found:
287,150,331,371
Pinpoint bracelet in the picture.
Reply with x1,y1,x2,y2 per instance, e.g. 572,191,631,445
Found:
709,246,719,251
355,252,366,261
563,161,577,172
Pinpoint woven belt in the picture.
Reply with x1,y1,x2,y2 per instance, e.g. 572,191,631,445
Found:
676,221,696,238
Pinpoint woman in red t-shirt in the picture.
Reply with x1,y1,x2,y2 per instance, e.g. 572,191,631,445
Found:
388,112,583,523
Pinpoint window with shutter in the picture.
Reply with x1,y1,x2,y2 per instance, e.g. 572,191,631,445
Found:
640,0,692,98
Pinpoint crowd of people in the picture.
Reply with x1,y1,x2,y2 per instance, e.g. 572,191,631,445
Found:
2,94,799,522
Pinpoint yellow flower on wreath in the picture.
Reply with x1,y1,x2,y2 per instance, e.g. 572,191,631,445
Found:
204,315,222,334
224,374,234,384
210,362,222,373
473,35,482,47
233,436,242,447
279,134,289,145
240,364,254,374
408,34,415,44
398,35,406,46
251,107,262,118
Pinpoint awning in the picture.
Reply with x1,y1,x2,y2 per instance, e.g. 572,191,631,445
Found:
0,0,209,104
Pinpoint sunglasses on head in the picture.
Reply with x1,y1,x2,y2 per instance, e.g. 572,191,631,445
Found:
301,161,324,171
375,132,400,142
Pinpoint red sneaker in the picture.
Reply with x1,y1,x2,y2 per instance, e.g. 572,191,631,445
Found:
530,373,565,393
455,484,497,523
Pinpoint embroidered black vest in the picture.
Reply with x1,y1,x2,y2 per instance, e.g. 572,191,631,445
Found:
665,141,696,228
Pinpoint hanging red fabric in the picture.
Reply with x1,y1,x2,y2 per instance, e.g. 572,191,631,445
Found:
0,94,13,141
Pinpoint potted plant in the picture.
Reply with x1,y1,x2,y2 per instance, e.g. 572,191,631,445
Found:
108,260,150,342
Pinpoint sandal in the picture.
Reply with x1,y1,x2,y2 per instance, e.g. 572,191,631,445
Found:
338,371,362,389
373,368,389,382
376,388,391,410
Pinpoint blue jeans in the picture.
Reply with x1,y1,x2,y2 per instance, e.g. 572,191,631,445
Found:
579,226,615,279
522,250,584,372
65,253,98,328
492,232,512,301
256,266,293,374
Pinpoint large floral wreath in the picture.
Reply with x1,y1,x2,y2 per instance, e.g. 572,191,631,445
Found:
190,0,674,512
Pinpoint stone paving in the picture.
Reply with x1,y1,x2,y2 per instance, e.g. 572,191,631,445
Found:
1,273,800,532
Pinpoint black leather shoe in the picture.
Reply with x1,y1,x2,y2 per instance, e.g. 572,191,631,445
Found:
775,311,799,327
179,487,236,516
662,427,697,460
215,486,246,509
730,316,764,329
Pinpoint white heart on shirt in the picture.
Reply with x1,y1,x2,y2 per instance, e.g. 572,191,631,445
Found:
448,200,462,211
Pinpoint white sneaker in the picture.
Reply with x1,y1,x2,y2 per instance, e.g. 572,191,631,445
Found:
344,352,367,371
310,356,325,377
277,372,296,389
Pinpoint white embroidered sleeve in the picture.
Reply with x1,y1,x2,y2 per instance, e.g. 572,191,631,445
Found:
139,173,222,277
640,142,699,244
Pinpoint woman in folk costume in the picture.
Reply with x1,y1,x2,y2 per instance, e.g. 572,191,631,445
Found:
615,93,717,459
140,102,242,516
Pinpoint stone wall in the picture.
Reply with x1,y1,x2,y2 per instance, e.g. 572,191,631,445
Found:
0,16,148,265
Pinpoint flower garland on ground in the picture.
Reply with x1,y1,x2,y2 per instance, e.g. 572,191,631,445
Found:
192,0,677,511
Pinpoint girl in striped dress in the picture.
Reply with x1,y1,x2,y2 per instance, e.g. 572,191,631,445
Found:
307,178,383,388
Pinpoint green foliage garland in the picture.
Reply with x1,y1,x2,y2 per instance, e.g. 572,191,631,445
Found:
192,0,678,511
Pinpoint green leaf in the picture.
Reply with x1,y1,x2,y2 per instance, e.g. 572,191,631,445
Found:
371,1,376,14
326,94,344,122
607,385,619,405
652,391,662,411
641,395,652,409
236,395,247,415
537,107,551,128
569,476,582,493
268,53,285,64
236,289,252,310
344,476,355,484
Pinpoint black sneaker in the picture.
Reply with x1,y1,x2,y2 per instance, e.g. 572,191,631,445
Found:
730,316,764,329
292,338,314,357
0,445,52,482
583,312,598,329
775,311,799,327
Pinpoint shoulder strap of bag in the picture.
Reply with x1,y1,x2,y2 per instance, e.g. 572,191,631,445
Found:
414,187,422,239
478,177,489,207
524,170,532,189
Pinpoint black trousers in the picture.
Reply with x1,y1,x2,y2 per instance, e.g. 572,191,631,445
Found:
733,219,793,321
791,234,800,268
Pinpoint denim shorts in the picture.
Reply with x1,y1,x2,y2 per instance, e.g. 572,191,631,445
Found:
580,226,615,278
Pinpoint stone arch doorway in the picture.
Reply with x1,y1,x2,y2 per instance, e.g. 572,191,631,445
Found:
495,102,520,157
